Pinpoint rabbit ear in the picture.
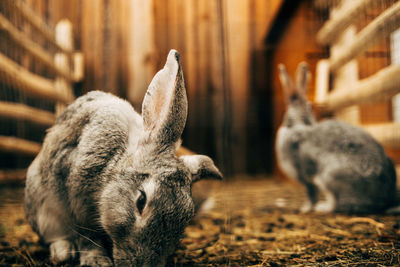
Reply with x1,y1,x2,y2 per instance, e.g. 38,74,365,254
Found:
278,64,295,100
295,61,311,95
180,155,223,183
142,50,187,145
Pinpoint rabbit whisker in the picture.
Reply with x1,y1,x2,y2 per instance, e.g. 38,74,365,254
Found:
73,223,102,232
70,228,103,249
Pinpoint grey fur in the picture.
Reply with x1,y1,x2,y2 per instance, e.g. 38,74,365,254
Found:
276,62,396,214
25,50,222,266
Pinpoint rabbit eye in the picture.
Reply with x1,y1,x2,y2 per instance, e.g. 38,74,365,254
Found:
136,190,147,215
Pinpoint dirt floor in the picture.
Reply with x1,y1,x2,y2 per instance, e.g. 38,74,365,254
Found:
1,177,400,266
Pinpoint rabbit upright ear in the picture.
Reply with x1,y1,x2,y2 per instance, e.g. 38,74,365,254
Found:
180,155,223,183
142,50,187,145
278,64,295,101
295,62,311,95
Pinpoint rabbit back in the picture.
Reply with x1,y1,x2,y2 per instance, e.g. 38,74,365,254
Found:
297,120,396,212
25,91,142,242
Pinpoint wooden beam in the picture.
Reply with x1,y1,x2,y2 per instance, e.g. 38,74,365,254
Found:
0,101,55,126
317,0,375,45
0,13,73,81
329,1,400,73
0,52,72,103
364,123,400,149
317,64,400,112
0,136,41,156
0,169,26,183
14,0,72,54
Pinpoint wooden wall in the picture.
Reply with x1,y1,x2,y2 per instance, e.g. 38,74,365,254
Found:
6,0,291,176
19,0,132,98
149,0,284,175
9,0,393,178
266,0,329,176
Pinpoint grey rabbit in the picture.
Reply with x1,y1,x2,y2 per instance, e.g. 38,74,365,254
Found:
275,62,397,214
24,49,222,266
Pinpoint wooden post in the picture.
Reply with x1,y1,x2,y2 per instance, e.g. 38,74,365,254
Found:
73,52,84,82
55,19,74,115
315,59,330,104
330,3,360,124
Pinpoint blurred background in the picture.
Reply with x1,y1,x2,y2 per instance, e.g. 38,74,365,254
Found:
0,0,399,181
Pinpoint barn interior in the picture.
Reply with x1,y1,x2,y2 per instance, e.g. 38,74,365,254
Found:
1,0,400,265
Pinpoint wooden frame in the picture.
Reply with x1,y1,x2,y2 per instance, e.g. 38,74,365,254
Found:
329,1,400,73
0,13,73,81
317,0,376,45
14,0,72,54
0,2,83,183
315,0,400,164
0,53,71,103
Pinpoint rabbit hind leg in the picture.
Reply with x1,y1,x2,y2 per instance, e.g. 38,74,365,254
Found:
36,196,76,263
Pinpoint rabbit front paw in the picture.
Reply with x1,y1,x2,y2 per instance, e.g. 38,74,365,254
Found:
314,200,335,213
80,249,113,267
50,239,76,263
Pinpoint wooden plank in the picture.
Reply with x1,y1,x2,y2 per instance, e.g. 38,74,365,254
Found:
0,13,73,81
0,52,72,103
317,0,376,45
81,0,104,95
0,136,41,156
14,0,72,54
0,169,26,183
330,1,400,73
209,0,225,165
182,0,197,100
0,101,55,126
364,123,400,148
318,64,400,112
224,0,250,173
127,0,155,105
